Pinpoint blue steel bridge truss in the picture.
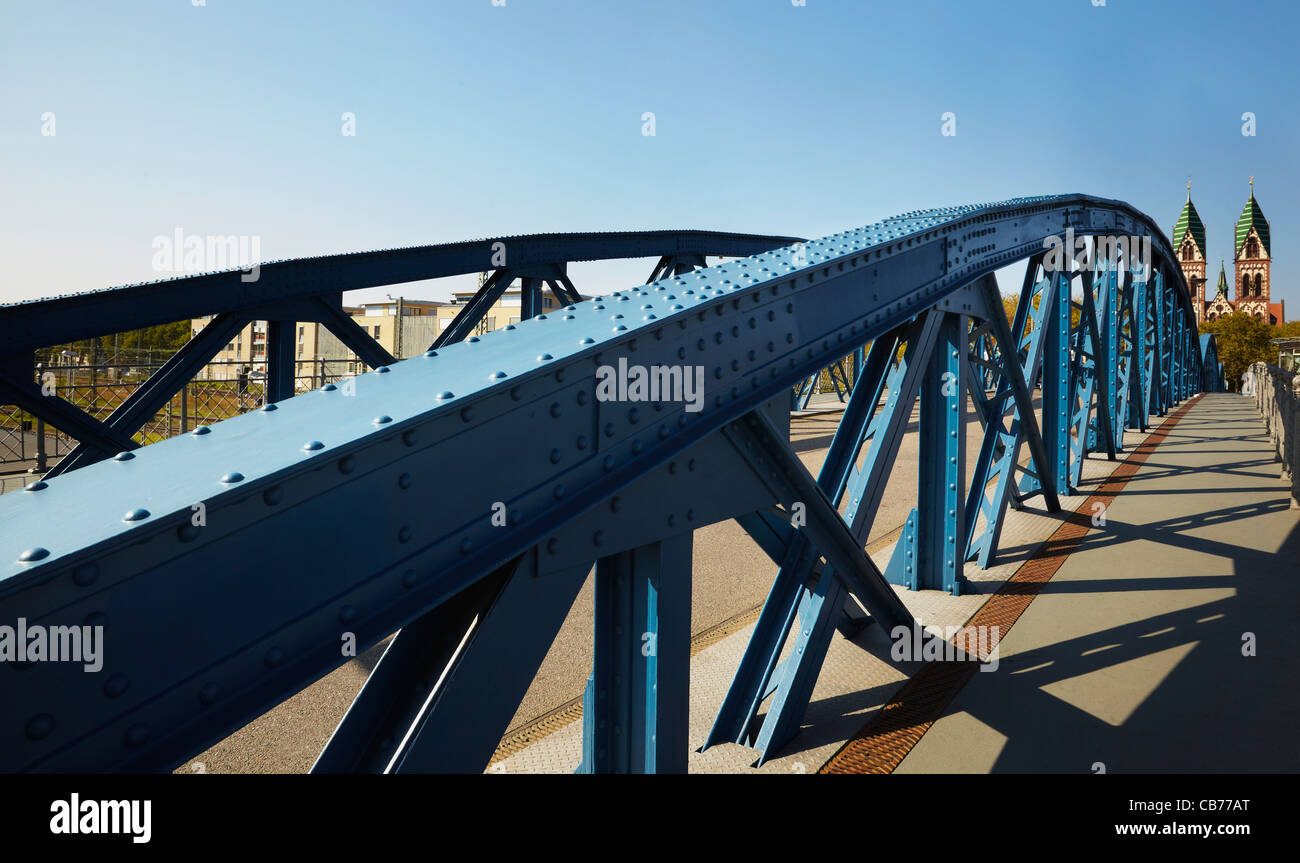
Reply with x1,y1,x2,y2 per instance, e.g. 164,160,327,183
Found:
0,195,1222,773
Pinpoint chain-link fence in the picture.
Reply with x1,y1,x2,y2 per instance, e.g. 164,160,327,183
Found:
0,358,360,486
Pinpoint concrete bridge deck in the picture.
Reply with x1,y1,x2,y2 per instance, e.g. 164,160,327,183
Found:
490,393,1299,773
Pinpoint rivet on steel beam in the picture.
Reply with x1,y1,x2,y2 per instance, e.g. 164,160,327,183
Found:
339,605,357,624
104,674,129,698
398,473,412,489
114,451,135,462
260,404,278,412
375,366,391,373
373,415,393,425
18,547,50,563
220,472,245,484
424,350,438,358
437,391,454,400
398,526,412,543
461,407,473,422
581,337,595,344
23,481,48,492
178,523,200,542
553,484,565,499
602,455,615,471
192,425,212,435
490,371,507,380
264,648,284,668
401,570,418,587
26,714,55,740
338,456,356,474
321,383,338,391
123,508,150,522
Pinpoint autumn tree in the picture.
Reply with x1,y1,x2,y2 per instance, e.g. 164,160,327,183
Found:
1200,312,1274,391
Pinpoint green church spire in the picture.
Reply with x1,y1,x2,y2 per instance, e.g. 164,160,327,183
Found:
1173,187,1207,257
1235,178,1270,257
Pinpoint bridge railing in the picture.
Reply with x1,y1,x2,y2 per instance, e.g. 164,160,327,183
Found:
1250,361,1300,508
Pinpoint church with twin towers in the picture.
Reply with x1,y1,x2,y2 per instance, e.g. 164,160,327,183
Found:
1173,180,1285,326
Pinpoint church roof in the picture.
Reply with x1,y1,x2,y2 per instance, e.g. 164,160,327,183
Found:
1173,194,1207,256
1235,190,1270,257
1213,261,1228,298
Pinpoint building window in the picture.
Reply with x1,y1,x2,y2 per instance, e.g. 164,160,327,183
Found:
373,325,381,338
297,344,304,357
1242,274,1249,294
1254,274,1262,296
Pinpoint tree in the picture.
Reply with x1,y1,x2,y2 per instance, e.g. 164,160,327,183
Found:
1200,312,1274,391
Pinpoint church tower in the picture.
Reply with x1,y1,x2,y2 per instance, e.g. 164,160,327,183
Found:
1203,261,1234,321
1172,185,1208,322
1234,178,1274,323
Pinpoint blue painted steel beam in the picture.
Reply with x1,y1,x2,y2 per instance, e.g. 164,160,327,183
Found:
311,562,513,772
311,296,398,370
0,372,139,462
708,313,940,758
914,312,966,594
0,231,804,354
267,319,295,404
375,549,592,773
36,311,250,476
1038,267,1072,497
966,269,1061,566
578,534,692,773
432,268,514,348
0,195,1209,772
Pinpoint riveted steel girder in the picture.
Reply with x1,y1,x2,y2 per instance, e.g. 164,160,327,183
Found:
0,195,1209,772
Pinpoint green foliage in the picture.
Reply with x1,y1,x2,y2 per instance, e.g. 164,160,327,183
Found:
40,321,193,366
1200,312,1274,390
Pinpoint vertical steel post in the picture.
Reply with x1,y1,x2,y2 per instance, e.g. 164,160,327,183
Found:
580,533,693,774
916,313,966,594
1040,268,1072,496
520,277,543,321
267,319,295,403
1103,259,1120,450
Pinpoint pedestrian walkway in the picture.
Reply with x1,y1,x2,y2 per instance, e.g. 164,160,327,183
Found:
492,393,1300,773
892,393,1300,772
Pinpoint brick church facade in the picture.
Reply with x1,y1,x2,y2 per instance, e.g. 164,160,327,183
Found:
1174,183,1285,326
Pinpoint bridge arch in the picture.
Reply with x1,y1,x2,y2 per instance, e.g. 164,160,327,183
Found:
0,194,1208,772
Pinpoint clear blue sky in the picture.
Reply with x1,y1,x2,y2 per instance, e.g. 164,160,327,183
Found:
2,0,1296,314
